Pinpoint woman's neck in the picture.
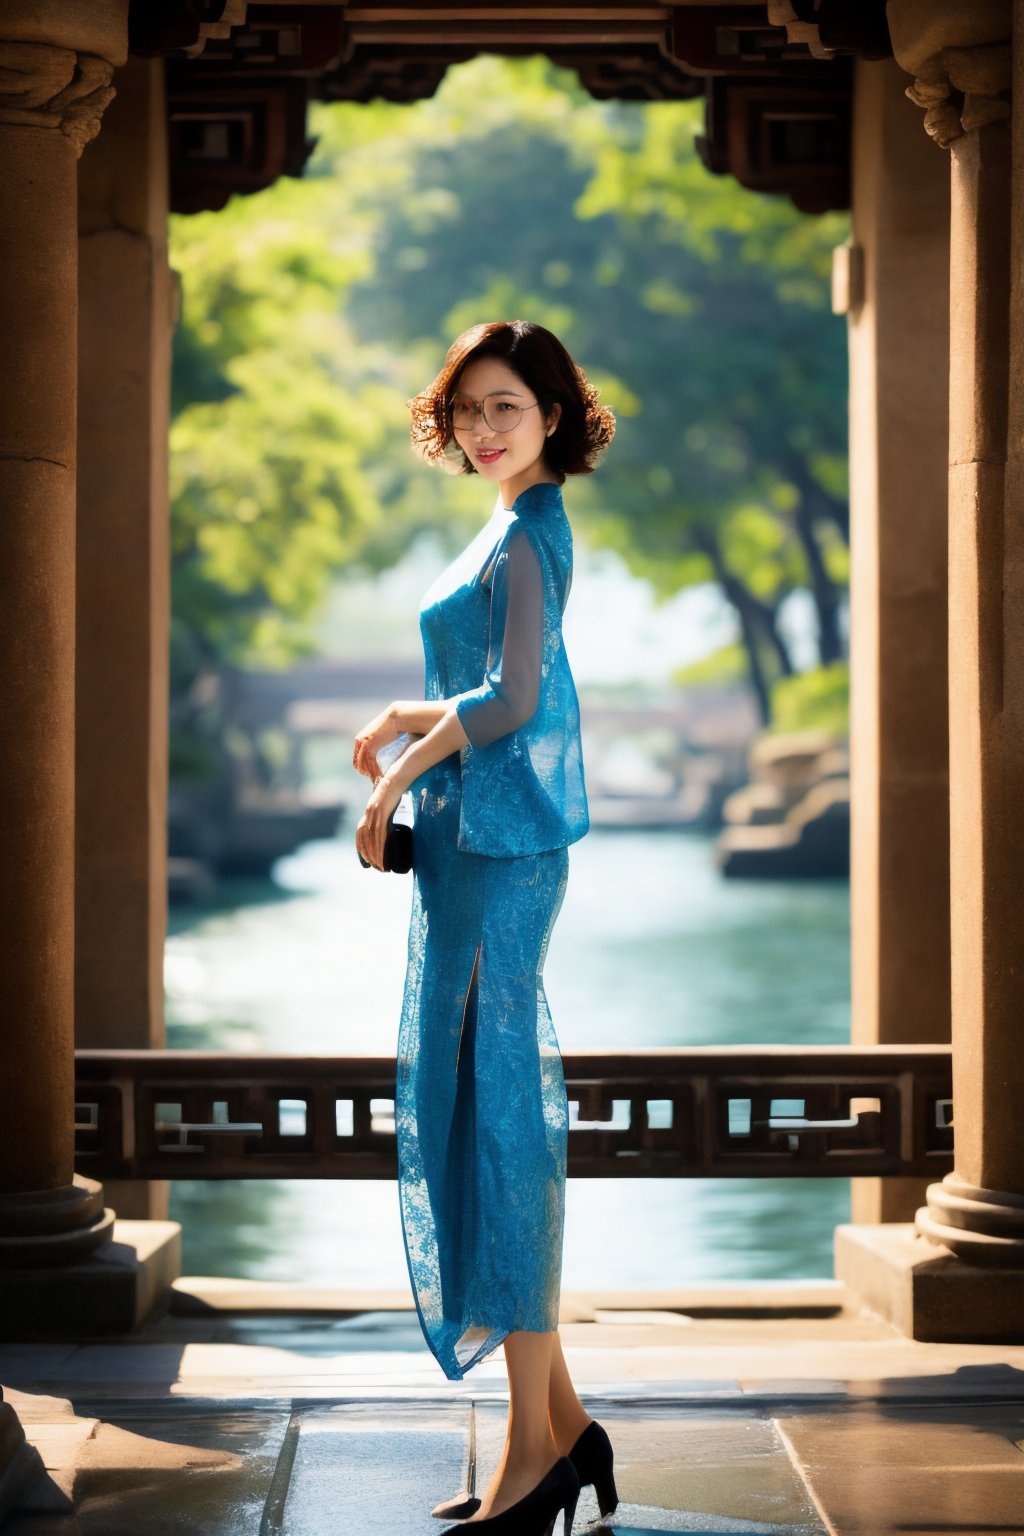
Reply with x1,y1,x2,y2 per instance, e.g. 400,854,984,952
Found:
499,466,558,510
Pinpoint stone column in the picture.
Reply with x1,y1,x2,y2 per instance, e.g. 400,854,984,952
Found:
905,8,1024,1266
836,2,1024,1335
845,55,952,1226
0,6,127,1266
76,54,172,1222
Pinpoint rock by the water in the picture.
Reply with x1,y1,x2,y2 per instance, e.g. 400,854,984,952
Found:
717,732,850,878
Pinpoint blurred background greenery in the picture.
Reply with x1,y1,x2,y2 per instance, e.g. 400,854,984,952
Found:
168,54,850,733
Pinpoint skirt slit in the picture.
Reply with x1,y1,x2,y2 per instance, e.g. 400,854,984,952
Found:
396,761,571,1381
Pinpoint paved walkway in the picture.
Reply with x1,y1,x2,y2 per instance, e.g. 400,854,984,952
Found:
2,1278,1024,1535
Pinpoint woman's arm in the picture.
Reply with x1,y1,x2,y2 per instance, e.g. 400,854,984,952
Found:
352,698,449,779
355,704,469,869
355,529,547,866
391,699,451,734
389,706,468,792
454,530,544,748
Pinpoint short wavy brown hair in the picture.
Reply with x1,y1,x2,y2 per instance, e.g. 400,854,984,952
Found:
408,320,615,482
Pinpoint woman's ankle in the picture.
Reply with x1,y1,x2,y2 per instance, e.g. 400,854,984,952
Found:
549,1408,593,1455
500,1436,561,1475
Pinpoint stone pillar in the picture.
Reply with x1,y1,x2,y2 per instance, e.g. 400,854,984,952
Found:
907,10,1024,1267
836,1,1024,1335
76,54,172,1222
0,5,127,1266
845,55,952,1226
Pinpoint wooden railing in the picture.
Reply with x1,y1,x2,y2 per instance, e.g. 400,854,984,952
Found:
73,1046,953,1180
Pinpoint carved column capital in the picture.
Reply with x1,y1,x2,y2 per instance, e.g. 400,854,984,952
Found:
903,41,1012,147
888,0,1012,147
0,40,115,156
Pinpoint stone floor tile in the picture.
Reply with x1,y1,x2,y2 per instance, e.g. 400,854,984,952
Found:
6,1303,1024,1534
556,1318,888,1349
779,1407,1024,1534
278,1402,469,1536
179,1342,355,1378
602,1413,823,1534
177,1341,450,1383
3,1403,291,1535
841,1359,1024,1399
473,1404,823,1535
64,1403,288,1536
558,1344,743,1388
794,1462,1024,1534
779,1401,1024,1466
1,1390,81,1424
27,1345,188,1385
0,1347,76,1378
550,1351,743,1394
170,1277,416,1315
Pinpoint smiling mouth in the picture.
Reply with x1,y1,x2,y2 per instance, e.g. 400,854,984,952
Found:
476,447,505,462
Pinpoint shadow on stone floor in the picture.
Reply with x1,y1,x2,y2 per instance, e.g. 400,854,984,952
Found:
4,1302,1024,1534
2,1397,825,1536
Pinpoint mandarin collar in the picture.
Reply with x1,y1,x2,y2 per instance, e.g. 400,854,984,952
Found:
501,481,563,517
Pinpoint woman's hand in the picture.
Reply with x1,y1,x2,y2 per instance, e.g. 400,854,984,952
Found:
355,772,404,871
352,704,400,780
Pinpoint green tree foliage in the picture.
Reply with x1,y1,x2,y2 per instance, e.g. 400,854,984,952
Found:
325,59,850,720
771,662,850,737
168,186,401,690
169,55,850,726
673,643,748,689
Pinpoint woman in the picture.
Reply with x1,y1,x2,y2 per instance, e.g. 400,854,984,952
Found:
354,321,616,1536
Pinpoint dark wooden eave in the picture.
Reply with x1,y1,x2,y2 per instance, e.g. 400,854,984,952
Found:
128,1,890,215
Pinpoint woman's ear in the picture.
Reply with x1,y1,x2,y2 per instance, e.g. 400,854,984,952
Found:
544,402,562,438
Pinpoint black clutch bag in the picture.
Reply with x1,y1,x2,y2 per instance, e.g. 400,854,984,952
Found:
357,734,417,874
358,797,413,874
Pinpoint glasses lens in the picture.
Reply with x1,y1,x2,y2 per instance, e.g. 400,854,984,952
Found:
450,396,527,432
483,399,524,432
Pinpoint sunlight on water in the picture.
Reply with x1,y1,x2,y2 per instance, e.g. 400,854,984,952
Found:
166,830,850,1288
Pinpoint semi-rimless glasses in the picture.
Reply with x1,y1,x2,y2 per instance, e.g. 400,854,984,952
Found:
449,393,543,433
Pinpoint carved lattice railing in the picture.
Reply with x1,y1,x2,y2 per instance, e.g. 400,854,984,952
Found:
73,1047,953,1180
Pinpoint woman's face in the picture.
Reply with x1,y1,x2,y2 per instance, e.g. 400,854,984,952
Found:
450,356,560,498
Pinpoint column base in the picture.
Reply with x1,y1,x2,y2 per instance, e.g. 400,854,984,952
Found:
916,1174,1024,1266
835,1222,1024,1341
0,1218,181,1340
0,1174,115,1267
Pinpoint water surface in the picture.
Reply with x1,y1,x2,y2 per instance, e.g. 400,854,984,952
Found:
166,829,851,1289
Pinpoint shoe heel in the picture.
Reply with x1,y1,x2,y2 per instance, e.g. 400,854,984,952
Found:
563,1491,579,1535
594,1469,618,1517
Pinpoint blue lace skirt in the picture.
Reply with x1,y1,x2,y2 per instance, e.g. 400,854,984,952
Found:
396,757,570,1380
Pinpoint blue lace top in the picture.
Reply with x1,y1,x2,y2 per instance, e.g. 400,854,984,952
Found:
417,480,589,857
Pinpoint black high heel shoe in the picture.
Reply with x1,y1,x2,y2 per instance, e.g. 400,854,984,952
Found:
432,1420,617,1522
438,1456,579,1536
566,1420,618,1517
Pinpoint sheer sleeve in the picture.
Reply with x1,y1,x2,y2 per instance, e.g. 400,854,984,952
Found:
455,528,544,749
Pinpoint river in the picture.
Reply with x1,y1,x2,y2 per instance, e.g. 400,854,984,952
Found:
165,827,850,1290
